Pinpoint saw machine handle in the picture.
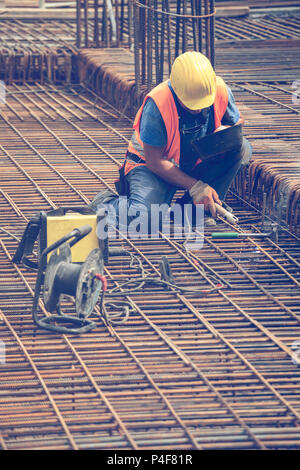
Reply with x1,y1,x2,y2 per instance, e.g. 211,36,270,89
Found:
69,225,92,247
40,224,92,258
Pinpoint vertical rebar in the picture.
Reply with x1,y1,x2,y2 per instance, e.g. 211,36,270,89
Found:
261,192,267,225
175,0,181,58
160,0,166,83
154,0,160,85
115,0,120,46
165,0,172,74
107,0,111,47
210,0,215,66
94,0,100,47
205,0,210,60
133,0,141,97
140,0,146,85
102,0,108,46
182,0,187,53
197,0,202,53
120,0,125,43
76,0,81,48
191,0,198,51
147,0,153,89
83,0,89,48
128,0,133,51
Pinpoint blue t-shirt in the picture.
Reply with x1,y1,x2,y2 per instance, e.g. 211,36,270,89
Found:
139,81,240,173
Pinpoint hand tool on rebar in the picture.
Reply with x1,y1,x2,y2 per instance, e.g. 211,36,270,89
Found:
211,223,279,240
159,255,175,290
211,231,271,239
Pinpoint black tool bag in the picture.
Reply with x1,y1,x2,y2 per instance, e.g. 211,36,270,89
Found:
115,163,130,196
115,151,146,196
191,124,243,162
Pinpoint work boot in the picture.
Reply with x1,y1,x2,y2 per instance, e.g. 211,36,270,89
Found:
87,189,116,214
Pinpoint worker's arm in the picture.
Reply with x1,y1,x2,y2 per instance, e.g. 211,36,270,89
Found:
216,85,244,132
143,142,221,216
143,142,197,190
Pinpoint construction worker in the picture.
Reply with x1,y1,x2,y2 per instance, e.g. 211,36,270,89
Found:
89,51,252,235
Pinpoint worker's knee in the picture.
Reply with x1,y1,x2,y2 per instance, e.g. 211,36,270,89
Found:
222,137,252,169
237,137,252,166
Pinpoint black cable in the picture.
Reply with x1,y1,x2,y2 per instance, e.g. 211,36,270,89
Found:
98,246,224,325
106,276,223,296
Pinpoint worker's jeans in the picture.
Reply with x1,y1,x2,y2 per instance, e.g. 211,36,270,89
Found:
100,137,252,235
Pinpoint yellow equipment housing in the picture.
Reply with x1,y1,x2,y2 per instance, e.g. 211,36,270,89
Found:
45,213,100,263
12,206,108,270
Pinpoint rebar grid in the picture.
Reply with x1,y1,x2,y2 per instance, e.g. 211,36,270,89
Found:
1,15,300,88
1,14,300,50
0,84,299,450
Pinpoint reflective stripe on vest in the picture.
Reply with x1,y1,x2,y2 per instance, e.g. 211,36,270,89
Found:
125,77,229,175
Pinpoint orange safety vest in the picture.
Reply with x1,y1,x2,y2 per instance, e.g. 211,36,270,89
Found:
124,76,229,175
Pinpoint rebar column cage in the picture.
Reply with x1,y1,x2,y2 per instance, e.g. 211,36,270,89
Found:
76,0,124,48
76,1,215,95
132,0,215,95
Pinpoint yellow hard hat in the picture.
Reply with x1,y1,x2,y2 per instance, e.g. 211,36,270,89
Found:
170,51,217,111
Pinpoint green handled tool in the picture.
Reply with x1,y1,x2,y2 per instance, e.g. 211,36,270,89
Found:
212,232,271,239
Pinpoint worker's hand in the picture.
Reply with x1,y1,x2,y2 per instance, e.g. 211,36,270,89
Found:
189,180,221,218
214,118,245,133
